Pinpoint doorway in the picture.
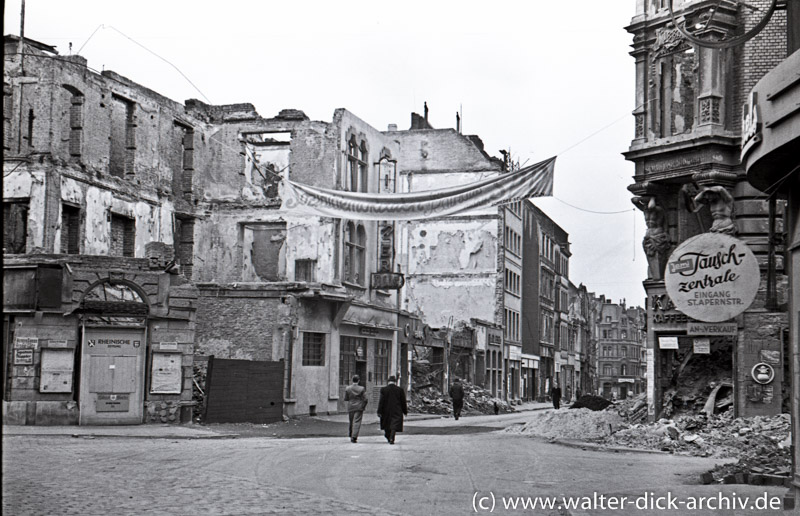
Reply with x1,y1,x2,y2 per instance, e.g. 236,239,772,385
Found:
79,326,146,425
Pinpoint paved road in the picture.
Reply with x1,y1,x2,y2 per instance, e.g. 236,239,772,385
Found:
2,410,792,515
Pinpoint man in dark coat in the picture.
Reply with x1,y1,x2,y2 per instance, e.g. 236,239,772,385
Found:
551,381,562,410
449,378,465,420
377,376,407,444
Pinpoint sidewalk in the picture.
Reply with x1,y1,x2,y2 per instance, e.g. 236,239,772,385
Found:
2,422,237,439
2,401,553,439
317,399,553,425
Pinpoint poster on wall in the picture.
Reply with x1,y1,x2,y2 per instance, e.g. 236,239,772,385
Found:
150,353,182,394
693,338,711,354
658,336,679,349
664,233,760,323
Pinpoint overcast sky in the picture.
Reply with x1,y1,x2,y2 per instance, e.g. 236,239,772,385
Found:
4,0,648,307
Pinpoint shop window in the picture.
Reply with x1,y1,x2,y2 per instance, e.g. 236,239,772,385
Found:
295,259,316,282
375,340,390,385
3,200,28,253
61,204,81,254
340,336,365,385
110,214,135,257
340,337,356,385
302,332,325,366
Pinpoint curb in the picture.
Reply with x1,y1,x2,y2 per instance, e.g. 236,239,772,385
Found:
545,437,670,455
3,432,240,440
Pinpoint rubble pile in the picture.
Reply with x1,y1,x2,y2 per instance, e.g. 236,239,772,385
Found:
191,363,207,423
569,395,613,411
507,408,624,440
409,381,514,415
605,392,648,422
662,346,732,418
601,411,791,465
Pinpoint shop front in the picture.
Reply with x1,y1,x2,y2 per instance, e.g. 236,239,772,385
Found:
337,304,399,410
3,256,197,426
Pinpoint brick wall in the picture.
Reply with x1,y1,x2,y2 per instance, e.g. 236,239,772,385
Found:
195,291,281,361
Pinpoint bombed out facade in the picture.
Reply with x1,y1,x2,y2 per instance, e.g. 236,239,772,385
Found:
3,36,198,425
624,1,790,421
3,34,610,425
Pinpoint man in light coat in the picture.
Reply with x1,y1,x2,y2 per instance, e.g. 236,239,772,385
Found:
344,375,367,443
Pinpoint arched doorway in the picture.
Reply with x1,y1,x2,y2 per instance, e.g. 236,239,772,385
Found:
77,280,149,425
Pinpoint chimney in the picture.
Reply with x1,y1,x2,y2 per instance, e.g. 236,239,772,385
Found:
387,123,397,132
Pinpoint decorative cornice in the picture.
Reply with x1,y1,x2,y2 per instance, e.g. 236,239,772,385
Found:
691,170,738,187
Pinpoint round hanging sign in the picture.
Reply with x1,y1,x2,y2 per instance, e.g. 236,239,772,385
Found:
751,363,775,385
664,233,760,323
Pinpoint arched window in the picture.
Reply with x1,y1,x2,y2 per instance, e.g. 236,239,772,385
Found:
80,279,149,322
346,134,368,192
344,221,366,285
62,85,84,157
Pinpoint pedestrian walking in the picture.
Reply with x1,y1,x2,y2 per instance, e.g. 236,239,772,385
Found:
551,381,562,410
344,375,367,443
449,378,465,420
377,376,407,445
493,401,500,415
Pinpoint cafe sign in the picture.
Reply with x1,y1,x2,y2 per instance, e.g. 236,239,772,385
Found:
665,233,759,323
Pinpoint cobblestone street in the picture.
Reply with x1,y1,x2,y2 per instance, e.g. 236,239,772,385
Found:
3,412,792,515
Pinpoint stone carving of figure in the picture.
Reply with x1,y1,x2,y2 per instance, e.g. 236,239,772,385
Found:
692,186,736,235
632,196,672,280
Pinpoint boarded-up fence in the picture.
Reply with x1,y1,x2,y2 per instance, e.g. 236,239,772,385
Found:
203,357,284,424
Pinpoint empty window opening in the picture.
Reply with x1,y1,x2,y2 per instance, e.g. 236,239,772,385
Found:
295,259,316,282
110,214,135,257
109,95,135,178
175,217,195,280
3,200,29,253
61,204,81,254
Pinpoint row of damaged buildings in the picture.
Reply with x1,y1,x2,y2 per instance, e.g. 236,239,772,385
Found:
3,33,602,426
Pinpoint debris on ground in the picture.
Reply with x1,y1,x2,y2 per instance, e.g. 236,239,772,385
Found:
409,381,514,415
602,411,790,463
569,395,613,411
192,363,207,423
661,344,732,418
506,408,624,440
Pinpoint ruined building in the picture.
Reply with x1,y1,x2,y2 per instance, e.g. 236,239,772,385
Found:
3,36,198,425
3,31,588,422
624,1,790,420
